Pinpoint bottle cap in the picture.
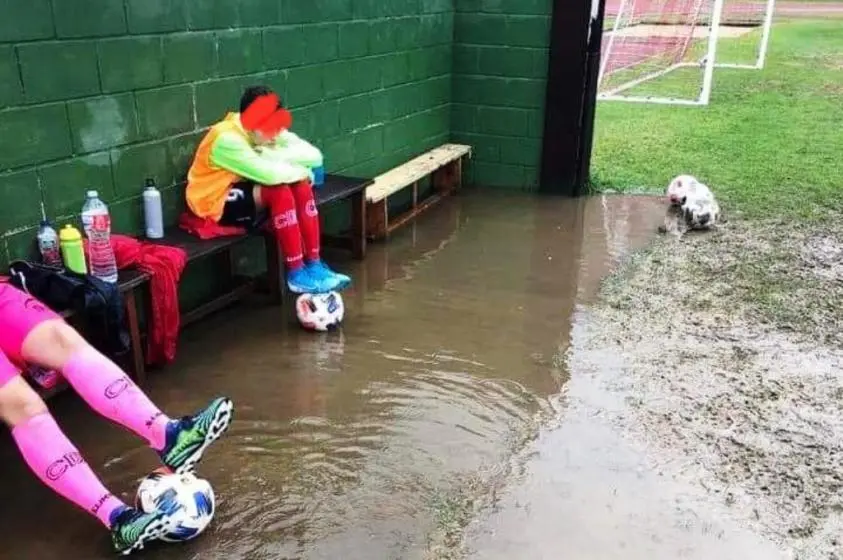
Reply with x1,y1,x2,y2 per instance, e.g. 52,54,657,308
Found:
60,224,82,241
86,190,98,198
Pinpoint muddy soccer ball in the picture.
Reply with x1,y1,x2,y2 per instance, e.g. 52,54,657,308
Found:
295,291,344,332
135,469,215,542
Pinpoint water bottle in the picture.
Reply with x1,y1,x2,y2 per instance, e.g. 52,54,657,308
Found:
37,220,62,267
143,178,164,239
60,224,87,275
312,164,325,187
81,191,118,283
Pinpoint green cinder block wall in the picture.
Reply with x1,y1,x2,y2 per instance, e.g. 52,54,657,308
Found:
0,0,553,300
0,0,454,273
451,0,552,190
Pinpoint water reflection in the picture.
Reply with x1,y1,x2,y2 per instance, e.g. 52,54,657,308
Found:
0,192,665,559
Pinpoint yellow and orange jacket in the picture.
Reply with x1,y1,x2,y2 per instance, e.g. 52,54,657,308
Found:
186,112,323,222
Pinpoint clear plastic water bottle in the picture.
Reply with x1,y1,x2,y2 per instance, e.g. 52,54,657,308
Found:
37,220,62,267
81,190,118,283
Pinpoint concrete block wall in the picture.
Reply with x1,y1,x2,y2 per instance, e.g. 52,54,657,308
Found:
0,0,454,269
451,0,552,190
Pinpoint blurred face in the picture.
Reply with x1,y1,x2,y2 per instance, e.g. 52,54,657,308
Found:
248,129,278,146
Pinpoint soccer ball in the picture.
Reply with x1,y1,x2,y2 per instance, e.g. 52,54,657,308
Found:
135,469,215,542
295,291,344,332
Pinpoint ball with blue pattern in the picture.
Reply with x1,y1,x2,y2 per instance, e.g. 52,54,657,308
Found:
135,468,215,542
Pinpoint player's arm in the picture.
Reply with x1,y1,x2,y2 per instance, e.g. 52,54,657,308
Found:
272,130,324,168
210,131,310,185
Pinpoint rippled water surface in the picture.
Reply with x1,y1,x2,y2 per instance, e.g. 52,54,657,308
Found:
0,191,665,559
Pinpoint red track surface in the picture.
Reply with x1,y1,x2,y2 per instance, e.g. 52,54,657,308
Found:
601,37,688,76
604,0,843,18
600,1,843,82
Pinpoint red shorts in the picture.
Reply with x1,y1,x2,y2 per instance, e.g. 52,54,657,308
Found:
0,282,60,364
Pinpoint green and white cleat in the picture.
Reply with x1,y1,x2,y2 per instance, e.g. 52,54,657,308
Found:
158,397,234,474
110,506,179,556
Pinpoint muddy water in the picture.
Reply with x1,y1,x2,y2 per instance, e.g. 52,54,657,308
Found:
0,192,664,559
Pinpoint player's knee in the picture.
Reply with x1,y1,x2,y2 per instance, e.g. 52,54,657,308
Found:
22,319,88,370
42,321,87,354
0,377,48,427
264,187,296,218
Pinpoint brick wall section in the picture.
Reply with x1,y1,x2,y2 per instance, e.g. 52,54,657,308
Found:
451,0,551,190
0,0,453,268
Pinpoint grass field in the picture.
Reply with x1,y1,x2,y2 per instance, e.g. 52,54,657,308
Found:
591,20,843,222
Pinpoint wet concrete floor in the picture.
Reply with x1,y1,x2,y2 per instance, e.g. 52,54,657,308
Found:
0,190,724,559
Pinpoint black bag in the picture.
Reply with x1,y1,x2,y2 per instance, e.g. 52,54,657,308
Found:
7,261,130,356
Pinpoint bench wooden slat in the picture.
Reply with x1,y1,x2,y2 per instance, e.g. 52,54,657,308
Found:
316,174,373,206
366,144,472,203
158,228,253,260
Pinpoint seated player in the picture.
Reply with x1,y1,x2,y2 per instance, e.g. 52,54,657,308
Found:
0,281,234,556
185,84,351,294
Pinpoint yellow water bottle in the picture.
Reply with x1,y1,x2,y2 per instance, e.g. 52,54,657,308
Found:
60,224,87,274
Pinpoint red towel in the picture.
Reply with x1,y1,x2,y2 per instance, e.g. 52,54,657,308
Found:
93,235,187,366
178,211,246,239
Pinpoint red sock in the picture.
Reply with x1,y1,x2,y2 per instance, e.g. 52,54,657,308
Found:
261,186,304,269
291,180,321,262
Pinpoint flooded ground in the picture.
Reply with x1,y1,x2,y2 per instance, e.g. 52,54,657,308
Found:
2,191,835,559
462,214,842,560
0,191,663,559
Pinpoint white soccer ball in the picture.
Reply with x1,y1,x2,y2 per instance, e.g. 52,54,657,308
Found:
295,291,344,332
135,469,215,542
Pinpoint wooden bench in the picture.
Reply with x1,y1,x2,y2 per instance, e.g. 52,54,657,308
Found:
365,143,472,240
35,174,371,399
164,172,371,308
141,173,371,362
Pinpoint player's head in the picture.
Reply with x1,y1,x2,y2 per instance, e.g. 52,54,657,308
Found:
239,85,289,145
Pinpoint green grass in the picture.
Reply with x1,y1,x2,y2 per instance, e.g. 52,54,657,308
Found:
591,20,843,221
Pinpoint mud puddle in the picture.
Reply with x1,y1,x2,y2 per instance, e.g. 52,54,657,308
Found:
0,192,665,559
462,213,842,560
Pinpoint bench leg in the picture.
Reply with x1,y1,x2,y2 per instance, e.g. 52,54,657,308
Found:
351,190,367,260
264,232,283,304
124,288,146,385
434,160,460,195
366,198,388,241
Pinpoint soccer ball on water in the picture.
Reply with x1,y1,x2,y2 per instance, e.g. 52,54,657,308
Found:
295,291,344,332
135,468,215,542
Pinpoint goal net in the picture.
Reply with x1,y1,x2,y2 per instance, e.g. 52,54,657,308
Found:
598,0,726,106
715,0,776,69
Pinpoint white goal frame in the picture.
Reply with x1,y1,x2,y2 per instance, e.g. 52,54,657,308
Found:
714,0,776,70
597,0,726,106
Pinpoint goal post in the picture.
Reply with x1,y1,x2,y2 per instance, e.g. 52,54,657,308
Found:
714,0,776,70
597,0,726,106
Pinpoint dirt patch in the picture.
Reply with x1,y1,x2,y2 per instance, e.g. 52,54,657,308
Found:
579,212,843,558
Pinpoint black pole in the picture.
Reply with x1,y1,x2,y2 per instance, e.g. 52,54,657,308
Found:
576,0,608,191
538,0,595,196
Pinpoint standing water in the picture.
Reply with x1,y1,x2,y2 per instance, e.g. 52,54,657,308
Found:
0,191,674,559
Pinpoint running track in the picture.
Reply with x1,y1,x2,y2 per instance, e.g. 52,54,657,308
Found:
600,1,843,78
604,0,843,18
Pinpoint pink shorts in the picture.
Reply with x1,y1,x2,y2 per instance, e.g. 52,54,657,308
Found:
0,282,60,365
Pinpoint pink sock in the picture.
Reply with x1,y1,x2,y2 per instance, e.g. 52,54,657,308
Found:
61,347,170,450
12,413,125,527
